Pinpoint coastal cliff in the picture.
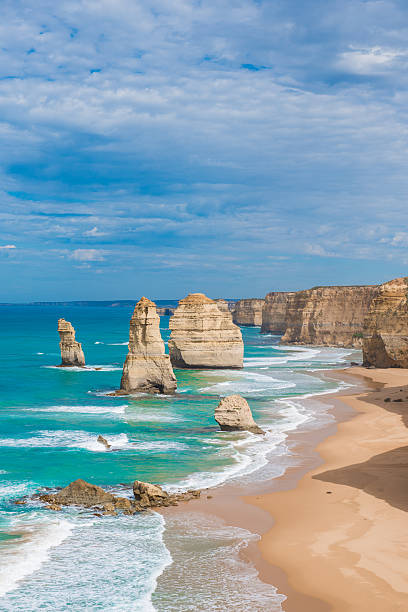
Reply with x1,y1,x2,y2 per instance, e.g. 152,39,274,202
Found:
281,285,378,347
120,297,177,394
363,277,408,367
261,292,294,334
232,299,264,326
168,293,243,368
57,318,85,366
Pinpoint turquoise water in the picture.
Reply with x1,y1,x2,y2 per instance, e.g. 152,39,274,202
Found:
0,304,357,610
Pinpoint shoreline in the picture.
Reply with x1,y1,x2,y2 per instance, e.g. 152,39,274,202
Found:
249,366,408,610
158,368,373,610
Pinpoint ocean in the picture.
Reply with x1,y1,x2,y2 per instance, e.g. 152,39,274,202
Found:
0,303,358,610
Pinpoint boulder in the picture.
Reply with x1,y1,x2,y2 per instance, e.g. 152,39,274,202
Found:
215,394,264,434
57,318,85,366
97,435,111,449
119,297,177,394
169,293,243,369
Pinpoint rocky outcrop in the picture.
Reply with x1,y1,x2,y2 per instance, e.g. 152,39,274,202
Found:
215,394,264,434
363,277,408,368
97,435,111,449
156,307,175,316
169,293,243,369
232,299,265,326
120,297,177,394
260,292,294,334
57,318,85,366
281,286,378,347
36,478,201,514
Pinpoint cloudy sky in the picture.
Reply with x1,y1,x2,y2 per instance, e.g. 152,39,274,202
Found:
1,0,408,301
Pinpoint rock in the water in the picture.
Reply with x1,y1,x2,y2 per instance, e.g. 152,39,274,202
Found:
120,297,177,394
132,480,201,509
57,318,85,366
38,479,131,510
232,299,265,326
215,394,264,434
97,435,111,449
169,293,243,369
363,277,408,368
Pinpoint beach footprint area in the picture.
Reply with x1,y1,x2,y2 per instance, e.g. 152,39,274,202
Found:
0,303,356,610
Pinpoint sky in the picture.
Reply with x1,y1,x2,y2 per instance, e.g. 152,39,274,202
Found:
1,0,408,301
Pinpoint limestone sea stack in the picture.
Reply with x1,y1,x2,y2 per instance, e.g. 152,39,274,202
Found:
168,293,244,369
281,285,378,348
363,277,408,368
261,292,294,334
120,297,177,394
58,318,85,366
215,395,264,434
232,299,265,326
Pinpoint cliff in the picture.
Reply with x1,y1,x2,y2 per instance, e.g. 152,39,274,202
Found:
120,297,177,394
232,299,264,326
261,292,294,334
281,285,378,347
57,318,85,366
363,277,408,367
168,293,243,368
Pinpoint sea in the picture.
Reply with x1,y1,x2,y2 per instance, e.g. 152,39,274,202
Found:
0,302,360,611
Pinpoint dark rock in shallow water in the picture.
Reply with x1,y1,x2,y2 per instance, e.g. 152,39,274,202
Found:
32,478,201,514
97,435,111,449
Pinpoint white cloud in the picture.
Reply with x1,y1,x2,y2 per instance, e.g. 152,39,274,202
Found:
69,249,106,261
0,244,16,249
84,226,107,237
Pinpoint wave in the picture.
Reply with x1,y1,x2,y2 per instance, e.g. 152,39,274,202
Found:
43,365,122,372
107,342,128,346
25,404,127,416
0,431,131,452
0,516,74,598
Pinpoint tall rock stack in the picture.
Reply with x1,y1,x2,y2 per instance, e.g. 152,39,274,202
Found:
261,292,294,334
169,293,244,369
363,277,408,368
232,299,265,326
281,285,378,348
120,297,177,394
58,318,85,366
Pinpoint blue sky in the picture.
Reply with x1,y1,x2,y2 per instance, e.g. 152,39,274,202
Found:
1,0,408,301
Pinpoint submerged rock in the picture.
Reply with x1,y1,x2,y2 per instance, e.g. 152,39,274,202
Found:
97,435,111,449
214,394,265,434
57,318,85,366
169,293,243,369
119,297,177,394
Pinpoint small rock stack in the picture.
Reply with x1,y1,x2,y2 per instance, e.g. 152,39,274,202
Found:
58,318,85,366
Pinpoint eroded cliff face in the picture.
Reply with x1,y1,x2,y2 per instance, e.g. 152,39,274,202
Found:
261,292,294,334
169,293,243,369
363,277,408,367
58,318,85,366
120,297,177,394
232,299,265,326
281,285,378,348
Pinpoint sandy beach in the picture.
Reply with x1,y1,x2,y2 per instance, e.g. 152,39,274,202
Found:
247,367,408,611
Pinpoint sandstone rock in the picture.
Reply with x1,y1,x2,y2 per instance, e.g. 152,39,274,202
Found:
232,299,265,326
133,480,168,507
261,292,294,334
97,435,111,449
214,394,264,434
57,318,85,366
281,286,378,347
363,277,408,368
169,293,243,369
156,307,175,316
39,479,119,508
119,297,177,394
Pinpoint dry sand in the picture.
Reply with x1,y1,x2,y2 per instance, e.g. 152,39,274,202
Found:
248,367,408,611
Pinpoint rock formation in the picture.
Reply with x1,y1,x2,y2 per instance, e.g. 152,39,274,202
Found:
214,394,264,434
281,286,378,347
36,478,201,514
57,318,85,366
169,293,244,369
97,435,111,450
232,299,265,326
119,297,177,394
260,292,295,334
363,277,408,368
156,307,175,316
